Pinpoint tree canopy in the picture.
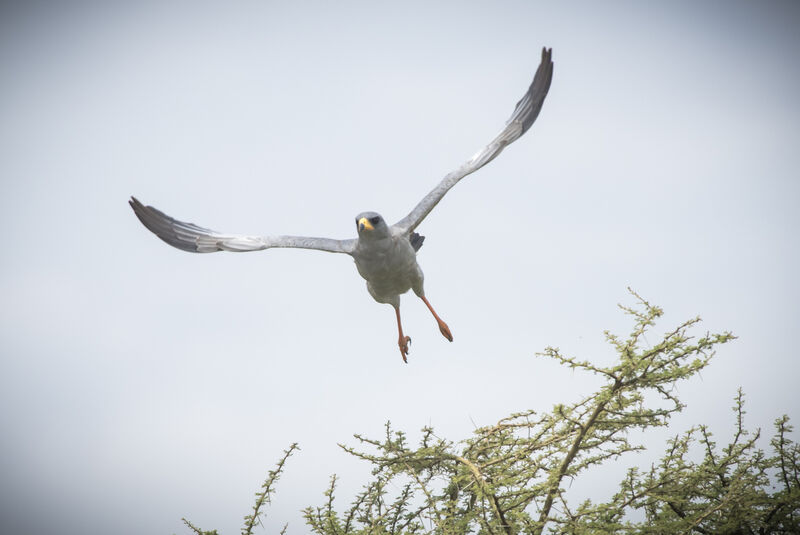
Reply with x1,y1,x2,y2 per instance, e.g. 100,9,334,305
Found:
183,292,800,535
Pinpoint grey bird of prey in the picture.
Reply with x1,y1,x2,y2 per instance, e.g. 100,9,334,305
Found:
130,47,553,362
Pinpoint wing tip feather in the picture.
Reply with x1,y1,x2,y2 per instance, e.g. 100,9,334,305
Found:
129,195,206,253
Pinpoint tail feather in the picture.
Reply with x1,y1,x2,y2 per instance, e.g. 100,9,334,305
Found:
410,232,425,252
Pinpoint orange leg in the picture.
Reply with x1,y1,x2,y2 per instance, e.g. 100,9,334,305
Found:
420,295,453,342
394,306,411,363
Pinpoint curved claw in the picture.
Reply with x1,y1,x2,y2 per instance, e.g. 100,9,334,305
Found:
398,336,411,363
438,321,453,342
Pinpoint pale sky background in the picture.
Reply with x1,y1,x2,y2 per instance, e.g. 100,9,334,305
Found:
1,1,799,534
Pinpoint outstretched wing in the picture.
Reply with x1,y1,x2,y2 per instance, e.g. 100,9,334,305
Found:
129,197,356,254
392,47,553,235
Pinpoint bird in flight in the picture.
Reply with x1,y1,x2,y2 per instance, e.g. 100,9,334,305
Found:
130,47,553,363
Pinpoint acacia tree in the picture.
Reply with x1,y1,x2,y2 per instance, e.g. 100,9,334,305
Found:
183,292,799,534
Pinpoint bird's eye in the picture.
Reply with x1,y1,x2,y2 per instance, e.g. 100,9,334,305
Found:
369,216,381,225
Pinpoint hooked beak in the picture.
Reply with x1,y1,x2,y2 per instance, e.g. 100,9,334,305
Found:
358,217,374,232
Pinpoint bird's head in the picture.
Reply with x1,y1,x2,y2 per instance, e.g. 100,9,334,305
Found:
355,212,389,238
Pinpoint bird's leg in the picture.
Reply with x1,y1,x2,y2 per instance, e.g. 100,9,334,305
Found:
394,305,411,363
420,296,453,342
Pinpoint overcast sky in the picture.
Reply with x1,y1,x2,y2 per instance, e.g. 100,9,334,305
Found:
1,1,799,534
